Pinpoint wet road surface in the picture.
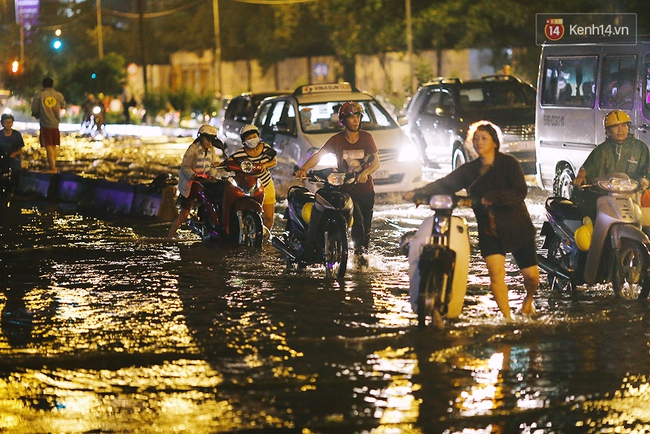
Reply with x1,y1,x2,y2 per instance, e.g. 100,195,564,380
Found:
2,135,650,433
2,184,650,433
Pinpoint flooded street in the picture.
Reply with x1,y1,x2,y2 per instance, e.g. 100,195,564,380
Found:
1,137,650,433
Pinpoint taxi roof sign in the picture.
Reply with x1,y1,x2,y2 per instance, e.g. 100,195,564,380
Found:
294,83,356,95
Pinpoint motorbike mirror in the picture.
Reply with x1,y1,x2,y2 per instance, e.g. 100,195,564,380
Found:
399,230,417,256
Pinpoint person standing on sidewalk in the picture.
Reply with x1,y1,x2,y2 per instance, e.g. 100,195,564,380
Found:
31,77,66,173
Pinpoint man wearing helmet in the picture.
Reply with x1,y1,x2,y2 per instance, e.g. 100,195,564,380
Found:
295,101,381,266
228,124,277,231
0,113,25,190
572,110,650,219
167,125,224,238
574,110,650,188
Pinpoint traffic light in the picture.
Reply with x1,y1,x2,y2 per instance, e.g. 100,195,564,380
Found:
52,29,63,51
11,61,19,74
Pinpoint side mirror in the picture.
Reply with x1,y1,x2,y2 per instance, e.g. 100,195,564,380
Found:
399,230,418,256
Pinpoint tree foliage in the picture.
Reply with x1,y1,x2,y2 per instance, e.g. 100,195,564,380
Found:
0,0,647,95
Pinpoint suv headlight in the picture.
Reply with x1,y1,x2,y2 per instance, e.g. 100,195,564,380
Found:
398,140,420,162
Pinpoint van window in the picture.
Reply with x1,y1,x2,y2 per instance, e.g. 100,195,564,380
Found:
599,55,636,109
541,57,598,107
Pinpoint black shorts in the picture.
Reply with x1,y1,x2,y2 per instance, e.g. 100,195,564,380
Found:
179,183,201,210
479,235,538,269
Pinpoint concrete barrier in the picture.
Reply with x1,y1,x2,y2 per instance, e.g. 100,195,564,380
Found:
18,170,178,220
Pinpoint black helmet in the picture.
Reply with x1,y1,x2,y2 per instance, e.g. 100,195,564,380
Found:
1,113,14,124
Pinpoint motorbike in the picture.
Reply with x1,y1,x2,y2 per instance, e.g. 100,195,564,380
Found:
81,104,106,138
187,158,265,247
538,173,650,299
272,168,355,280
0,151,13,203
400,194,472,329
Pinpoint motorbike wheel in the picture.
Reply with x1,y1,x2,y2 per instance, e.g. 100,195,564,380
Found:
240,211,263,247
612,240,650,299
545,235,576,294
553,165,575,199
323,219,348,280
417,269,446,330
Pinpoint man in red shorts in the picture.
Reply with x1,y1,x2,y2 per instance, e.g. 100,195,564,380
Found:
31,77,66,173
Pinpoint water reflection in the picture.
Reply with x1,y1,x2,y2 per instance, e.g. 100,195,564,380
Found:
0,195,650,432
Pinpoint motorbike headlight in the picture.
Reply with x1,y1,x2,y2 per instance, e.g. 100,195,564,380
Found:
429,195,454,210
240,160,254,173
318,152,338,168
92,106,102,115
597,177,638,192
327,172,346,186
398,140,420,162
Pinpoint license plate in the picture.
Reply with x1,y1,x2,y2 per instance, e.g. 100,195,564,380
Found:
373,170,389,179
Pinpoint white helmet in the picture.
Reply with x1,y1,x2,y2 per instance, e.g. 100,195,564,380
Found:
240,124,260,142
198,124,218,137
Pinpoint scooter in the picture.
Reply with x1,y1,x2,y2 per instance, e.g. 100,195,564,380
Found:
187,158,265,247
538,173,650,299
272,168,355,280
401,194,472,329
81,104,106,139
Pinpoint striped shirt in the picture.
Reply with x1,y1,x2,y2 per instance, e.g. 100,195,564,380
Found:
229,143,276,187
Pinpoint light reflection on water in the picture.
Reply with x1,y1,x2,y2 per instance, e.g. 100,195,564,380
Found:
0,195,649,432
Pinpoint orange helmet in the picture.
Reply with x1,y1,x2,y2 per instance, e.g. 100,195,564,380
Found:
603,110,631,128
338,101,364,126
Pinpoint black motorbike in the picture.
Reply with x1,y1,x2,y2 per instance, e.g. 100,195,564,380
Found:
272,168,355,280
0,151,13,203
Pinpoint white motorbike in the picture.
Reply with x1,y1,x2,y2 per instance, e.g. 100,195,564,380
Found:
538,173,650,299
402,194,471,329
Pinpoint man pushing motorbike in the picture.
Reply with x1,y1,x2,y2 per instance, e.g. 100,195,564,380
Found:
572,109,650,219
167,125,224,238
294,101,381,267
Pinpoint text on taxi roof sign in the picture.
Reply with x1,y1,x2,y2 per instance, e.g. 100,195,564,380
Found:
298,83,352,94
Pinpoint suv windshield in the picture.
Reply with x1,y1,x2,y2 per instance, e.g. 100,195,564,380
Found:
458,83,536,111
298,100,397,134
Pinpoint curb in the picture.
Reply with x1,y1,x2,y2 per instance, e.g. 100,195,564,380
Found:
17,170,178,220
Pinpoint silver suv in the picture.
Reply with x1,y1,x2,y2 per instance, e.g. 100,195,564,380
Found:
402,75,537,174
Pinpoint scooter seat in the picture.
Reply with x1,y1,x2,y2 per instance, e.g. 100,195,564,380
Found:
288,186,315,208
546,197,583,221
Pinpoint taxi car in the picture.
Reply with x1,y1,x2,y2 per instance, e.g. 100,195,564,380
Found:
253,83,423,196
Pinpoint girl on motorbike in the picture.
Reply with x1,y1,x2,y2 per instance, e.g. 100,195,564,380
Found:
403,121,539,320
228,124,277,231
167,125,224,238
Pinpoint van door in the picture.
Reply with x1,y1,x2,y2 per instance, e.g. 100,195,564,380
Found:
536,54,599,194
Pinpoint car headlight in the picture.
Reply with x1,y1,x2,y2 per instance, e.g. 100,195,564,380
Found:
398,140,420,162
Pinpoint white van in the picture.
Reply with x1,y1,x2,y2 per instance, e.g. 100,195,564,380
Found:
535,39,650,197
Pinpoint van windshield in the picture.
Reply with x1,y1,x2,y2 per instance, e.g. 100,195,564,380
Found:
458,84,535,112
298,100,397,134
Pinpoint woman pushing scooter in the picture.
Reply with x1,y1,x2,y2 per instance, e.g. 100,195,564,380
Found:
404,121,539,321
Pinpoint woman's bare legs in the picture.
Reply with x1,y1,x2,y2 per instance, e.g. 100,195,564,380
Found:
520,265,539,314
484,254,512,320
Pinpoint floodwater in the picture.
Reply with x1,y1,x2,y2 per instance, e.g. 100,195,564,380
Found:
1,137,650,433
